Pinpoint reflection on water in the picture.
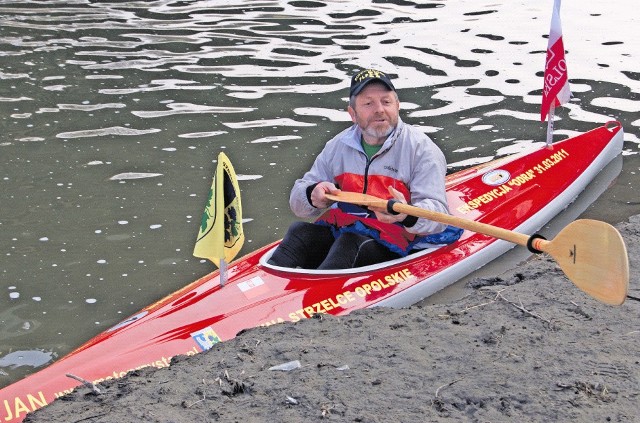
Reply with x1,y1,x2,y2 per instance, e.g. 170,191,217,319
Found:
0,350,54,370
0,1,638,388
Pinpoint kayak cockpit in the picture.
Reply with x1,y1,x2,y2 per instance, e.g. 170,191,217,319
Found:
258,243,445,275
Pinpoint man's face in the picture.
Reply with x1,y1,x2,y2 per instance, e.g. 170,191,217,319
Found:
348,82,400,145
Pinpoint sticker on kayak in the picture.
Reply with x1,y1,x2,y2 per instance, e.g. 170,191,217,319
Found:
482,169,511,186
191,327,221,351
238,276,269,299
106,311,148,332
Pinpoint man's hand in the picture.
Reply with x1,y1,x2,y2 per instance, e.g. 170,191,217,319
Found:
370,186,408,224
311,182,341,209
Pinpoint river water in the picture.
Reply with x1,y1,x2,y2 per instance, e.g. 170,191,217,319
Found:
1,1,638,388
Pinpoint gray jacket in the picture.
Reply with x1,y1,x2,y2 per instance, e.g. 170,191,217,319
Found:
289,118,450,236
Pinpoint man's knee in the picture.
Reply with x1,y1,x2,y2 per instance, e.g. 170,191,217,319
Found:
334,231,368,249
285,221,328,243
288,221,312,232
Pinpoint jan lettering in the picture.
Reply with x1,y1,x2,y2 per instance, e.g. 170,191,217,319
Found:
3,392,47,421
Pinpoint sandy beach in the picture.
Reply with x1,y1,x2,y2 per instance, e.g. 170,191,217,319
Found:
25,215,639,422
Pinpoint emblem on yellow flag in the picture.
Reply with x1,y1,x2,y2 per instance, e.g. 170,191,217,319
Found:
194,152,244,270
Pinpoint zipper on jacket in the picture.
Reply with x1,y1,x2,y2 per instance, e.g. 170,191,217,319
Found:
362,146,391,194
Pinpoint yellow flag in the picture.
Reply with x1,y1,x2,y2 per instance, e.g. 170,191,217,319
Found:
194,152,244,267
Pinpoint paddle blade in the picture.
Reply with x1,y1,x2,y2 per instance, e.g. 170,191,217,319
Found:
545,219,629,305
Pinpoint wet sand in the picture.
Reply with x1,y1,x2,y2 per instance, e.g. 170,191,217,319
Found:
25,216,639,422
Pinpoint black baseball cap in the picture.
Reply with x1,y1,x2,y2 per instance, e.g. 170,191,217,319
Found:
349,69,396,97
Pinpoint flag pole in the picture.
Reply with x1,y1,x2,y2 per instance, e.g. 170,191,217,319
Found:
545,103,555,146
219,258,228,287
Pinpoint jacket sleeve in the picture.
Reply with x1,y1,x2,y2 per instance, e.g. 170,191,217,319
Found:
403,134,450,235
289,141,337,219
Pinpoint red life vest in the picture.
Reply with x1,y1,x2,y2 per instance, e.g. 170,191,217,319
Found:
315,172,417,254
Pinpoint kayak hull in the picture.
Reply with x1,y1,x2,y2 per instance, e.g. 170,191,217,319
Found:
0,123,624,422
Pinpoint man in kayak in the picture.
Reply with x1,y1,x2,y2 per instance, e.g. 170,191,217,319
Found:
268,68,461,269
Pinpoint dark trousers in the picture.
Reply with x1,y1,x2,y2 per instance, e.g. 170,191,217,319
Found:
268,222,400,270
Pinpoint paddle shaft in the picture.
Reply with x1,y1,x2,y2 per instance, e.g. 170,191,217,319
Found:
326,192,548,251
390,201,537,248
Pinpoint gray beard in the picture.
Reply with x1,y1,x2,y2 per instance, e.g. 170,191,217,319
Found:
362,124,395,141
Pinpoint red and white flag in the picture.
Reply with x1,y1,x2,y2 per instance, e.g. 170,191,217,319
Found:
541,0,571,121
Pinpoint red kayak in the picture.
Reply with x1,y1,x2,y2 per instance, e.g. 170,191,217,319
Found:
0,122,624,422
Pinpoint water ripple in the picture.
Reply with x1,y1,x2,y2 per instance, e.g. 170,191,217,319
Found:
57,103,126,111
223,118,316,129
132,103,255,118
109,173,163,181
56,127,161,139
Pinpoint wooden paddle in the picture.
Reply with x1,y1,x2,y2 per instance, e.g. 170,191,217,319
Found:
325,191,629,306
